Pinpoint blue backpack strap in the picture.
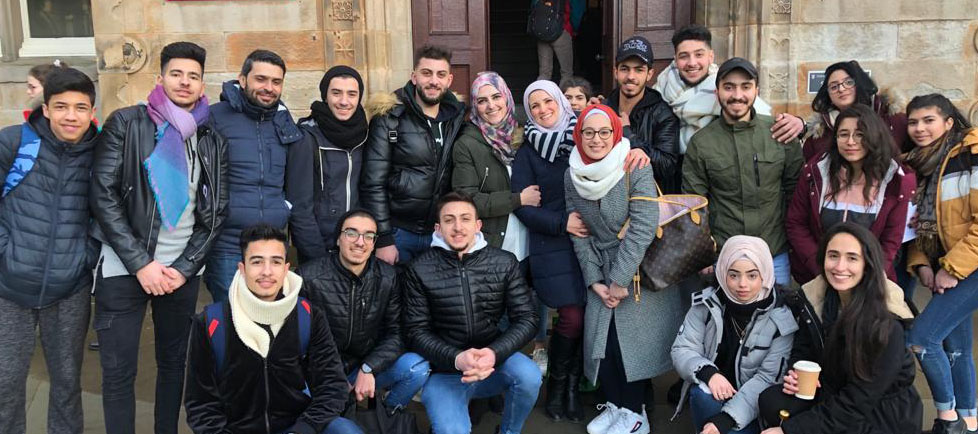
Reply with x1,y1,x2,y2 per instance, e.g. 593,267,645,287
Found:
2,123,41,198
204,302,227,377
297,297,311,357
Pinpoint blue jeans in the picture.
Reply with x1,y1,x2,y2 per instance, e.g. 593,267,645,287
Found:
421,352,542,434
688,386,760,434
277,416,362,434
346,353,430,409
392,228,432,264
772,252,790,287
203,251,241,303
907,271,978,417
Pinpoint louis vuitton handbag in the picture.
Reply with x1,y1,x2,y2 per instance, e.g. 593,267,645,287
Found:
617,171,717,297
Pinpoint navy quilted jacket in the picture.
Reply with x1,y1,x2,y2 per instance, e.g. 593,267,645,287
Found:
0,110,99,308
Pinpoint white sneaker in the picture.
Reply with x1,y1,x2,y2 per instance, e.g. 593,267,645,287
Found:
606,405,649,434
586,402,621,434
531,347,548,375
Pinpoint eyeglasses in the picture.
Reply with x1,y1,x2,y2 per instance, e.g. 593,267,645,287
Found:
828,78,856,93
341,229,378,243
581,128,614,140
836,131,864,143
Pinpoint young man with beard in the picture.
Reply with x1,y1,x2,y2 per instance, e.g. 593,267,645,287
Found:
653,25,805,154
0,68,99,434
207,49,305,302
91,42,228,434
298,210,430,415
291,66,370,263
184,224,362,434
403,192,541,434
361,45,466,265
604,36,682,192
682,58,804,286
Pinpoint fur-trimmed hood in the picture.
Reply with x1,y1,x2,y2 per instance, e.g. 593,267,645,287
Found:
365,82,466,120
805,88,907,141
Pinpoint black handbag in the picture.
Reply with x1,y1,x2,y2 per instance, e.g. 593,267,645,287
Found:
342,397,420,434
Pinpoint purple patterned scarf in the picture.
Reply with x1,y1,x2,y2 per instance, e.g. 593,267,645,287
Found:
469,72,518,165
143,85,209,229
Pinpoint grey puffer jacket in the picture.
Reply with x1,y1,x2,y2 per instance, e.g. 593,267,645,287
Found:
671,287,798,430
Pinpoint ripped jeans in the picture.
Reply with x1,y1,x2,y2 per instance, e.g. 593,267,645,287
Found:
346,352,430,409
907,271,978,417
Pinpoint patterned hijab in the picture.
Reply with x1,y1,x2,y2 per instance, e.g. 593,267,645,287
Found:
523,80,578,163
469,72,518,165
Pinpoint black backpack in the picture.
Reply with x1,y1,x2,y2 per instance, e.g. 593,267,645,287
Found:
527,0,565,43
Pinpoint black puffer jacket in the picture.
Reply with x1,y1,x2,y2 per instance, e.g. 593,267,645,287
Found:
606,87,682,193
90,105,229,278
0,110,99,308
297,253,401,374
184,301,348,434
402,243,538,372
360,82,465,247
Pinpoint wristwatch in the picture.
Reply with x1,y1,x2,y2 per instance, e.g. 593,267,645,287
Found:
360,363,373,374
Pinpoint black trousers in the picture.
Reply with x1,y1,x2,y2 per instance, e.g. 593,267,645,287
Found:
94,275,200,434
598,317,648,413
757,383,816,428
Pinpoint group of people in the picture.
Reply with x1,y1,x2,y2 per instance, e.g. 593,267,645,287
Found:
0,20,976,434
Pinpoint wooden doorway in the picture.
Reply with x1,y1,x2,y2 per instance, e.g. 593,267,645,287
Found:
411,0,488,98
603,0,693,91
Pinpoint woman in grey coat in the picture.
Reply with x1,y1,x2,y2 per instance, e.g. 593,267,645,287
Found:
564,104,678,434
671,235,798,434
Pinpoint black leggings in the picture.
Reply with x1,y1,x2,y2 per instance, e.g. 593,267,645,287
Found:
598,317,648,413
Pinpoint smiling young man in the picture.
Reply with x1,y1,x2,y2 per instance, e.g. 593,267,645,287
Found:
297,209,430,415
360,45,466,265
290,66,371,263
682,57,804,286
0,67,99,434
653,25,805,156
90,41,228,434
185,224,361,434
402,192,541,434
206,49,304,302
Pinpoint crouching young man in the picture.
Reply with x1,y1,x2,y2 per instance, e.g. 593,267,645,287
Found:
184,224,362,434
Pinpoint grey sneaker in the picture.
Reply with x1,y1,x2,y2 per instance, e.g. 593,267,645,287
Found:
531,347,548,375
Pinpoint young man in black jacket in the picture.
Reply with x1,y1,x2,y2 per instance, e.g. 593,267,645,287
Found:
360,45,465,265
90,42,228,434
185,224,360,434
402,192,541,434
298,209,429,414
0,68,99,434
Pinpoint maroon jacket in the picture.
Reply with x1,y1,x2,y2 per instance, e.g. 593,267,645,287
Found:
801,97,909,163
786,157,916,283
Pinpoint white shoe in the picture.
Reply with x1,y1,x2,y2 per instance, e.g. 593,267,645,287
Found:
606,405,649,434
586,402,621,434
531,347,548,375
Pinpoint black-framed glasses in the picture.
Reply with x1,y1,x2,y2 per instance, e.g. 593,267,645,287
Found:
828,78,856,93
341,229,378,243
581,128,614,140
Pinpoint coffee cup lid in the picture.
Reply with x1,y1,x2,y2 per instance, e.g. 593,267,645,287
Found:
793,360,822,372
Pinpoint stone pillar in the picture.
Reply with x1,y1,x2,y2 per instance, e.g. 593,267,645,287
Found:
364,0,413,95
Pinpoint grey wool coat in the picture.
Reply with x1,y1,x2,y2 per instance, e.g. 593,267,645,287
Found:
564,164,683,383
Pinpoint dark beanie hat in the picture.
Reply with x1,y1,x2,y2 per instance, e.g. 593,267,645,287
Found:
318,65,364,103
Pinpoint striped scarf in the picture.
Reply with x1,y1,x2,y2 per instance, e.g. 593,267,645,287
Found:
525,116,577,163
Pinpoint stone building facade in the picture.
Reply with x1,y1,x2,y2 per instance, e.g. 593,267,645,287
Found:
0,0,976,127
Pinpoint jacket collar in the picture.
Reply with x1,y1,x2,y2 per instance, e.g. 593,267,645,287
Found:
328,251,372,282
27,108,98,154
718,108,759,132
431,231,489,260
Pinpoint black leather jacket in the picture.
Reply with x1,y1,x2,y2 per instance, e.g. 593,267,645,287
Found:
184,302,349,434
359,82,465,247
90,105,229,278
607,87,682,193
402,245,538,372
297,253,402,374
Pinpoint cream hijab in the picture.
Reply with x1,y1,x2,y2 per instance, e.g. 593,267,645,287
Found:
715,235,775,305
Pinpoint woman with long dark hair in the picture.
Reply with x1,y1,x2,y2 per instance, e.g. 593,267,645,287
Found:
786,104,915,284
801,61,907,162
758,223,920,434
903,93,978,434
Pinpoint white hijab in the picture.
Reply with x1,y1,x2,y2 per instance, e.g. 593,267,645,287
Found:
568,110,631,201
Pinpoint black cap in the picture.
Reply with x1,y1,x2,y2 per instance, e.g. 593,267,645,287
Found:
715,57,759,86
616,36,654,66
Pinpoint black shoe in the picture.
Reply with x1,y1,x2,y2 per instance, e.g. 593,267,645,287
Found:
932,418,967,434
88,340,100,351
564,337,584,423
545,334,574,421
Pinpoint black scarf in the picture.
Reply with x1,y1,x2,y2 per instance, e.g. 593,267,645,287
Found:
309,66,368,149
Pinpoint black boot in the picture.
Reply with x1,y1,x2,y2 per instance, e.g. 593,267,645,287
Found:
932,418,967,434
545,333,573,421
564,337,584,423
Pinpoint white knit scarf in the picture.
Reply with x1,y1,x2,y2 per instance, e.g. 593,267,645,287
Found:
654,60,772,154
228,269,304,358
568,137,631,200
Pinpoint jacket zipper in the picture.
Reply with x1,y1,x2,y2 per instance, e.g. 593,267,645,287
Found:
188,141,219,262
479,167,489,192
146,201,157,251
347,281,358,348
459,262,474,339
257,117,265,220
263,327,275,434
37,150,67,305
346,152,353,210
753,153,761,187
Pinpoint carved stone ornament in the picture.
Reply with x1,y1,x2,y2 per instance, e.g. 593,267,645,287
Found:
772,0,791,14
332,0,355,21
768,72,789,95
100,36,148,73
969,101,978,128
